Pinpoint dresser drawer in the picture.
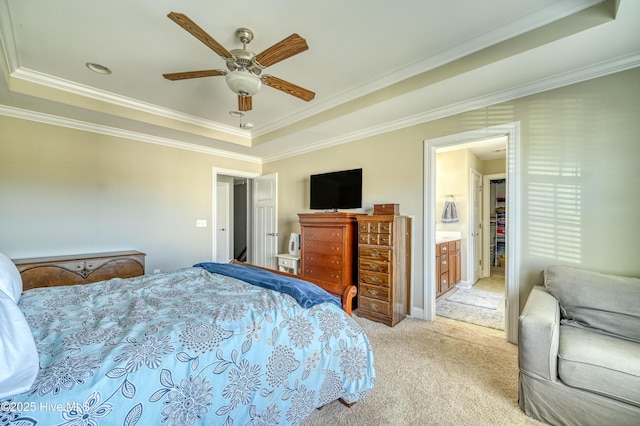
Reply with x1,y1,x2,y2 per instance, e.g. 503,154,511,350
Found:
439,272,450,294
359,247,391,262
359,270,390,287
303,240,344,255
360,283,389,301
439,253,449,273
438,242,450,255
301,266,342,283
359,296,391,316
359,233,393,246
359,259,390,274
303,253,342,270
358,221,392,233
302,227,343,242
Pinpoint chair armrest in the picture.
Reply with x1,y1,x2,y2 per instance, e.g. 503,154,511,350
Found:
518,286,560,381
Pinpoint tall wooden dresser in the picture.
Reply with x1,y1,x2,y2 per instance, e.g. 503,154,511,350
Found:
356,215,411,326
298,212,362,304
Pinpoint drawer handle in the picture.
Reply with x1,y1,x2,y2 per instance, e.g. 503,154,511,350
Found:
443,280,448,285
370,251,380,257
442,260,447,265
369,263,378,270
370,276,380,283
369,289,378,296
306,231,314,236
369,303,379,311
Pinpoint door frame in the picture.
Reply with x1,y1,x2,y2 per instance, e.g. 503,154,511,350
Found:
469,168,482,286
483,173,506,277
212,168,260,263
423,122,520,344
215,180,231,262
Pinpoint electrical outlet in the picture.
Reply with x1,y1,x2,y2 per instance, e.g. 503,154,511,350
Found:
196,219,207,228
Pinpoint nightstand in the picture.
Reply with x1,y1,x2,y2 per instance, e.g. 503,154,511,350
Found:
275,253,300,275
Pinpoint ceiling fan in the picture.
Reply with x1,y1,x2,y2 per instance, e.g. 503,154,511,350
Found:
163,12,315,112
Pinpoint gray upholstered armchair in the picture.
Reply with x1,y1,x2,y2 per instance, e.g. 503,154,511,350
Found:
518,265,640,426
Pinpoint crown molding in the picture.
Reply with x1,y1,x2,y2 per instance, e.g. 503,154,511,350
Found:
263,52,640,163
10,67,250,139
2,52,637,166
0,104,262,164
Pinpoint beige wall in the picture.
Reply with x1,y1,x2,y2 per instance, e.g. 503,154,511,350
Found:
0,116,260,272
483,158,507,175
265,67,640,311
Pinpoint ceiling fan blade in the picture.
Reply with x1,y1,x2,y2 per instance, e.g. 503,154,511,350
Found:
238,95,252,112
255,34,308,67
167,12,232,59
263,75,315,102
163,69,226,81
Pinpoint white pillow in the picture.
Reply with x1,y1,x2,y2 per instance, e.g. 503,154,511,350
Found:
0,252,23,302
0,290,39,398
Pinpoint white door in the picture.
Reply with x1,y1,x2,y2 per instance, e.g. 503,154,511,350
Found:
216,181,231,262
252,173,278,269
469,170,482,285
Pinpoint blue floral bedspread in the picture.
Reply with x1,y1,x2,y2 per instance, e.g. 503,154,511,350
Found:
2,267,375,425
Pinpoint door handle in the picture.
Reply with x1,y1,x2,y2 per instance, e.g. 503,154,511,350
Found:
267,232,278,236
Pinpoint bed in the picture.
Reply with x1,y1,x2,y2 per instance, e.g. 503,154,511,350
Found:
0,253,375,426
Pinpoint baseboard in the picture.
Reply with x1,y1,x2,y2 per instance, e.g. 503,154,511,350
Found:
455,280,471,289
410,307,425,320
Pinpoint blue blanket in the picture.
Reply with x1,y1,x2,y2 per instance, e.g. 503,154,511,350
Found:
194,262,341,309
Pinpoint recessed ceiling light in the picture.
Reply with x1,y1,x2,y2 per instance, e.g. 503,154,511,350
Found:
86,62,112,74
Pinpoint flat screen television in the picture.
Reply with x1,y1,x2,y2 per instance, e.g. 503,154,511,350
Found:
310,168,362,211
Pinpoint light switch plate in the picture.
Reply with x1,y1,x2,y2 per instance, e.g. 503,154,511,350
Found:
196,219,207,228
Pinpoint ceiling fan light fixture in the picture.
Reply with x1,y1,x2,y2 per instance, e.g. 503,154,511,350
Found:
225,69,262,96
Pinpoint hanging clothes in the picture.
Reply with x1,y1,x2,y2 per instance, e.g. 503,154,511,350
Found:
441,197,459,223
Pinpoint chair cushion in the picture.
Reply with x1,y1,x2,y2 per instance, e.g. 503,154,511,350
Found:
558,325,640,407
544,265,640,342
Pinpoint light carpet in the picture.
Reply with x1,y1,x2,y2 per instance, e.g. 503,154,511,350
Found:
436,287,505,331
303,316,541,426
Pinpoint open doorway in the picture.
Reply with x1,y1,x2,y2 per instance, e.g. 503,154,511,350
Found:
212,168,259,265
433,138,507,333
215,175,251,263
423,122,520,344
212,168,278,269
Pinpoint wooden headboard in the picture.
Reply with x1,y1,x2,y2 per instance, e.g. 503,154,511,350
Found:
13,251,146,291
230,260,357,316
